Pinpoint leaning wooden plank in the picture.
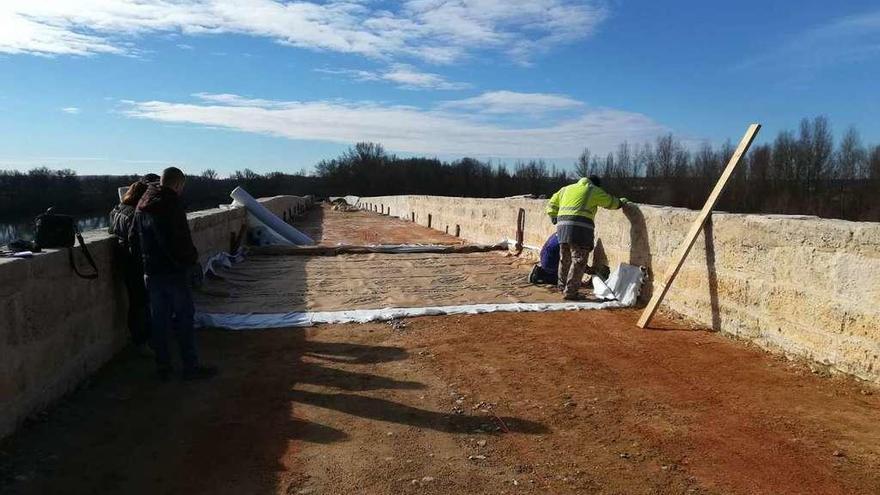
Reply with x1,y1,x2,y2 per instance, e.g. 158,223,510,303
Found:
636,123,761,329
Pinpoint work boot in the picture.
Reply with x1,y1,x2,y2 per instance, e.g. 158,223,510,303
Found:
563,292,586,301
182,364,219,381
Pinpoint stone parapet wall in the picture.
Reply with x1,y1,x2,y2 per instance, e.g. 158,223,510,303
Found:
0,195,311,438
361,195,880,383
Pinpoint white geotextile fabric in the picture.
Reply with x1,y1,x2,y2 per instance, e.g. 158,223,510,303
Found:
257,241,510,253
202,250,245,276
592,263,645,306
195,300,625,329
195,249,644,330
352,243,505,253
329,195,361,206
230,186,315,245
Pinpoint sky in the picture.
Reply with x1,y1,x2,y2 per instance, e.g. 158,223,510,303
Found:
0,0,878,176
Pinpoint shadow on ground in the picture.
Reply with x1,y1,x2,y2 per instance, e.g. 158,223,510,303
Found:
0,324,547,495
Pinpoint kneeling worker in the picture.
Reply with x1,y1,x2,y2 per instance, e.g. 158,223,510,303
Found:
546,175,629,300
529,233,560,285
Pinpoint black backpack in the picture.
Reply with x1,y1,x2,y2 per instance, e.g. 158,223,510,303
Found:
34,208,99,279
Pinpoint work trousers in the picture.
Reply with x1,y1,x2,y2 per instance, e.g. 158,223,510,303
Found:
558,243,591,297
121,254,151,346
145,273,198,371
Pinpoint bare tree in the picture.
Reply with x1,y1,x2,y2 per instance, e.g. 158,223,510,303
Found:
601,153,613,178
230,168,261,181
836,126,867,179
693,142,718,179
718,139,735,168
589,155,601,177
201,168,218,180
615,141,633,178
748,144,771,182
634,142,652,178
870,145,880,180
771,131,798,182
799,116,833,187
575,148,591,177
673,146,690,178
346,142,387,165
653,134,675,178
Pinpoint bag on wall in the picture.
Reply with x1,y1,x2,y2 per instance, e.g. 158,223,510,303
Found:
34,208,99,279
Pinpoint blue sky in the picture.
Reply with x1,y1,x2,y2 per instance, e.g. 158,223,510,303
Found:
1,0,878,176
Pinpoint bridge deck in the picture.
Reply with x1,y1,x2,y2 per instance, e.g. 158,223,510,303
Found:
2,205,879,495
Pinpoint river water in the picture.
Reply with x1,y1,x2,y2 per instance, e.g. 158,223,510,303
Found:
0,215,109,246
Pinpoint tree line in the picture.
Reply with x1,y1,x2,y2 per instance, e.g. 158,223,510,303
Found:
0,116,878,223
312,116,880,221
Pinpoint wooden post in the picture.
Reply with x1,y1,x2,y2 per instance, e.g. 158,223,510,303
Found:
411,211,415,222
515,208,525,254
636,123,761,329
455,225,460,237
428,214,432,228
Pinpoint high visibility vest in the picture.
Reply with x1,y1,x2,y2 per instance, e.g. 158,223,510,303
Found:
546,178,621,223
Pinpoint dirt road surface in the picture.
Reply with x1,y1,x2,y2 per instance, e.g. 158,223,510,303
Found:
296,206,462,246
2,310,878,495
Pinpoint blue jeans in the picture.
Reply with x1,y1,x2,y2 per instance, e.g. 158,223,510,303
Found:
145,273,198,371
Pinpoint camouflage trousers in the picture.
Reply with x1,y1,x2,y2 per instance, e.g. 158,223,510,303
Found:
558,243,591,297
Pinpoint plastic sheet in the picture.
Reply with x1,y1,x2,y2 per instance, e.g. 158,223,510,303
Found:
194,251,551,314
230,186,315,245
329,195,361,206
202,249,245,276
196,300,625,329
249,241,508,256
193,261,645,330
592,263,645,306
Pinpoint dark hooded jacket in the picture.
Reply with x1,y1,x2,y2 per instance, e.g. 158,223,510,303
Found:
135,184,198,276
109,202,144,274
109,203,137,251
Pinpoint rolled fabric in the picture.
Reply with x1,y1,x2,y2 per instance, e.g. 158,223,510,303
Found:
230,187,315,246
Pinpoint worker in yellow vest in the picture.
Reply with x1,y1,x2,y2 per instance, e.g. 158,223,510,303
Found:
546,175,629,300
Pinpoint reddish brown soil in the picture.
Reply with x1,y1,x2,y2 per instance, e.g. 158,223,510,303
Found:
295,205,462,246
3,310,878,495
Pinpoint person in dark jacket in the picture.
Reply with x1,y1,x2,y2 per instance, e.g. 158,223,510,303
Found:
136,167,216,381
108,173,159,354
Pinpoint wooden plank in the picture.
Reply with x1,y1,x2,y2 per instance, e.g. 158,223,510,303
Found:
636,123,761,329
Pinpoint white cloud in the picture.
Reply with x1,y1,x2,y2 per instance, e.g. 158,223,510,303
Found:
441,91,583,114
736,9,880,72
383,64,471,90
60,106,81,114
122,92,668,158
402,0,607,64
318,64,471,90
0,1,605,63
